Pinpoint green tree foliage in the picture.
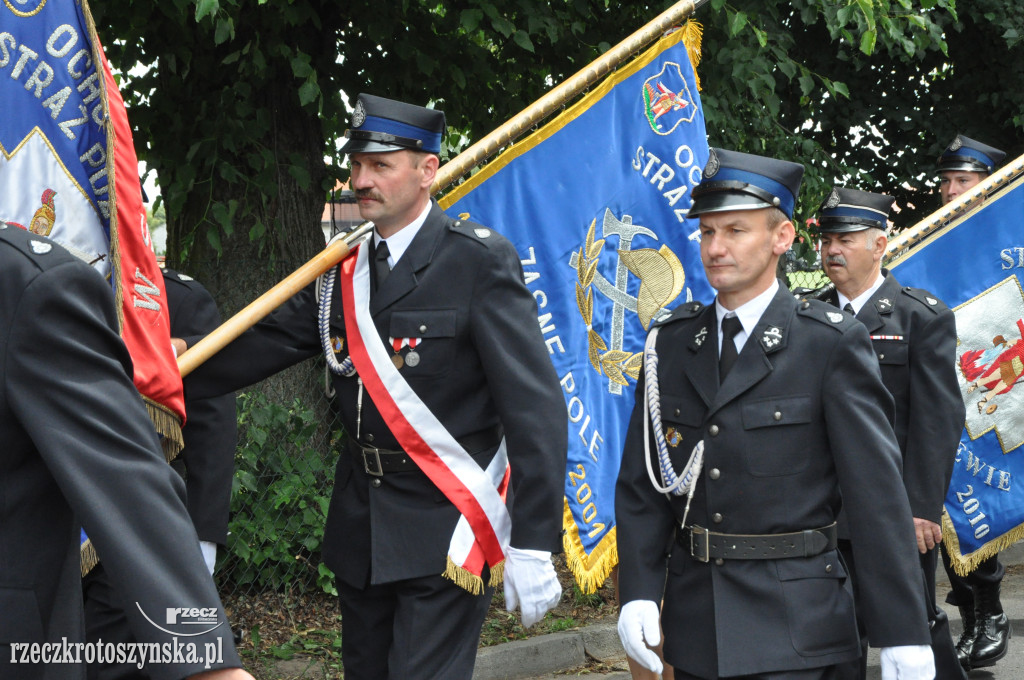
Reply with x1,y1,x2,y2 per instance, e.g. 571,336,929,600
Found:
94,0,1024,283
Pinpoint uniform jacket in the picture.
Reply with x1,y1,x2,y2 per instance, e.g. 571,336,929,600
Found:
615,287,930,679
823,271,964,522
0,226,240,679
185,202,568,588
164,269,238,546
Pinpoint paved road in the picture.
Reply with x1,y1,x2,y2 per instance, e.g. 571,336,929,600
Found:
480,543,1024,680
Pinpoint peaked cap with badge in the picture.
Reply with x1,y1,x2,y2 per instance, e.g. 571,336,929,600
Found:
340,93,446,155
937,134,1006,174
687,147,805,219
816,186,894,234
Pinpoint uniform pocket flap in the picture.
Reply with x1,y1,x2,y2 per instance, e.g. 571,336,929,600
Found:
872,339,908,365
775,552,846,581
741,395,813,430
389,309,457,338
661,393,703,427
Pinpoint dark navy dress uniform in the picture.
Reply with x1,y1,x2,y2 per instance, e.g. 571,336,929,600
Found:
183,95,567,680
615,149,930,680
0,225,242,680
816,186,966,680
163,269,238,548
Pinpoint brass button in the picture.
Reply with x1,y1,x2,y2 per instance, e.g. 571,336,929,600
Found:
712,513,723,524
825,564,833,573
714,558,724,566
371,478,382,488
773,411,782,421
419,324,428,333
709,468,720,480
674,408,681,417
366,433,375,442
709,424,720,436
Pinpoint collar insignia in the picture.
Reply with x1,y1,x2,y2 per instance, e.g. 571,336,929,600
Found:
30,240,52,254
761,326,783,350
694,326,708,347
877,298,892,312
827,311,844,323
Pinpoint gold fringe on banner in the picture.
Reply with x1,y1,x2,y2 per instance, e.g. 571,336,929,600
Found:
145,397,184,462
561,499,619,594
443,556,505,595
680,20,703,91
941,509,1024,577
80,539,99,577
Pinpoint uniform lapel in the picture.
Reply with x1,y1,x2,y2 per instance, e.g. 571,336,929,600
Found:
370,202,446,315
858,271,899,334
680,305,719,408
710,288,793,414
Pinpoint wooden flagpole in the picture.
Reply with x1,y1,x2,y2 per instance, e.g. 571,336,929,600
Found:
178,0,706,376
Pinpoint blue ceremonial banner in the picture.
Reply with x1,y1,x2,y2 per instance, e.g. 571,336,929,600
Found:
440,26,711,591
890,172,1024,573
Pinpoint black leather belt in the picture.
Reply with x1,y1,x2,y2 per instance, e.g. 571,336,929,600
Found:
677,522,837,562
348,425,502,477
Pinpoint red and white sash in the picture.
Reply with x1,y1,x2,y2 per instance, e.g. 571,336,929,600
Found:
339,243,511,592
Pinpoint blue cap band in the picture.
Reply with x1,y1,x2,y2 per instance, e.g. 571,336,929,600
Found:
359,114,442,154
712,166,795,217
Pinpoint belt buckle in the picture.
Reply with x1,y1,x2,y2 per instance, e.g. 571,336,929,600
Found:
362,445,384,477
690,525,710,563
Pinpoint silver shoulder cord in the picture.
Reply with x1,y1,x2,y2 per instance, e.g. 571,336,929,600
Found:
316,230,369,438
642,326,704,526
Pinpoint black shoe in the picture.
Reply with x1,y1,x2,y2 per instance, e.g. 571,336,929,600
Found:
971,583,1011,668
955,605,976,672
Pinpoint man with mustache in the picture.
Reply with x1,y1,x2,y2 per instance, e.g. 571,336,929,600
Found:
173,94,567,680
615,149,933,680
816,187,965,680
934,134,1012,671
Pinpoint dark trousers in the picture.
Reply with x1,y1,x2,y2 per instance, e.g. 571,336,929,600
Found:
336,572,493,680
83,563,149,680
837,540,964,680
670,666,840,680
941,545,1004,605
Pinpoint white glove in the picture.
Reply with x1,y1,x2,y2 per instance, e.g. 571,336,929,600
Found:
880,645,934,680
503,547,561,627
617,600,663,674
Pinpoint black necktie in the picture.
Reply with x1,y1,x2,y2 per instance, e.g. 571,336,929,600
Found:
719,315,742,381
843,302,855,315
374,240,392,290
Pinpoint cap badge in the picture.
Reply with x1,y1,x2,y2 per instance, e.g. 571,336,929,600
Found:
824,188,841,209
694,326,708,347
351,101,366,128
926,296,938,306
761,326,783,349
30,240,52,254
827,311,844,323
474,228,491,238
704,148,720,178
949,136,963,151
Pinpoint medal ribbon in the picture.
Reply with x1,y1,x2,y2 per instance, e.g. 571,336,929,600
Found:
340,244,511,587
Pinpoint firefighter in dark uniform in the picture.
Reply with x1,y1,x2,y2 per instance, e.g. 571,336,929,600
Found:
163,268,238,573
174,94,568,680
615,149,934,680
816,187,965,680
0,223,251,680
934,134,1012,670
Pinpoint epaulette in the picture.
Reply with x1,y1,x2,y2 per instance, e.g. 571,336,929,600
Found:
900,286,948,314
652,300,704,327
796,297,857,332
448,217,498,248
0,224,78,272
